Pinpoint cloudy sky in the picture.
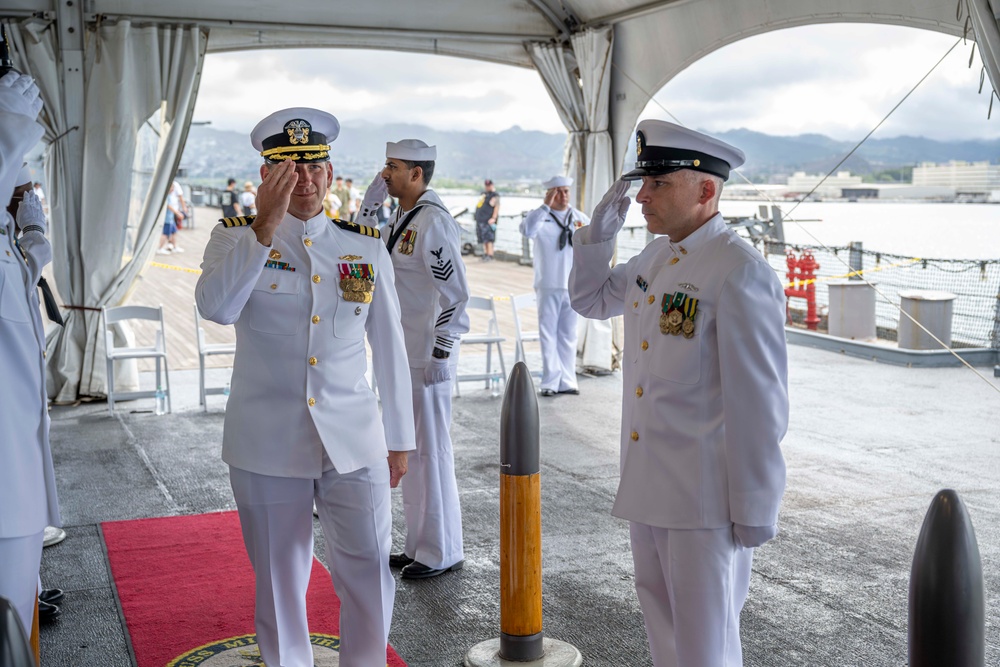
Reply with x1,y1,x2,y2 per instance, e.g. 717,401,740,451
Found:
194,23,999,142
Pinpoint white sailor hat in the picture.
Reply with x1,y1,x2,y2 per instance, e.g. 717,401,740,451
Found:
251,107,339,164
386,139,436,162
542,175,573,189
16,163,32,187
622,119,745,182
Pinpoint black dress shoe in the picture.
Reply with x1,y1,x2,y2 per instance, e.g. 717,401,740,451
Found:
558,388,580,395
539,388,557,397
389,552,414,569
401,559,464,579
39,588,64,605
38,600,60,623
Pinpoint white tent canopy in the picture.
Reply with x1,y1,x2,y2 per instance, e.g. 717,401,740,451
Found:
1,0,991,399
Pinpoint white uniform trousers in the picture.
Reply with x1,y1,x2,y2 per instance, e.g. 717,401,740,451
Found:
230,463,394,667
630,523,752,667
401,367,464,569
537,288,579,392
0,531,43,635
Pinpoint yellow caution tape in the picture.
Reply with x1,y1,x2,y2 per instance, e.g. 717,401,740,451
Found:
784,257,921,289
150,261,203,275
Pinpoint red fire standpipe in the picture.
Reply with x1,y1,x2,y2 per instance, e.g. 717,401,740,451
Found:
784,249,820,331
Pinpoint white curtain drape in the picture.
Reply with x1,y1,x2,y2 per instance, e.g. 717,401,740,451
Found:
967,0,1000,108
9,19,207,401
528,40,587,196
570,26,614,214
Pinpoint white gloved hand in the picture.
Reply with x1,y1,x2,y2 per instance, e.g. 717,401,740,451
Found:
588,178,631,243
733,523,778,549
0,71,43,119
423,356,452,386
357,172,388,222
16,190,46,234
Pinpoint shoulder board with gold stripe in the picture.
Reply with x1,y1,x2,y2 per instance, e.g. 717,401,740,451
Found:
220,215,256,228
333,218,381,239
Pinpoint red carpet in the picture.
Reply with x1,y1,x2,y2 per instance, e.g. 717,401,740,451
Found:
101,511,406,666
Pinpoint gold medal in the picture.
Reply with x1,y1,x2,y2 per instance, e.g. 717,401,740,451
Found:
667,310,683,327
344,291,373,303
682,318,695,338
659,313,670,335
358,279,375,293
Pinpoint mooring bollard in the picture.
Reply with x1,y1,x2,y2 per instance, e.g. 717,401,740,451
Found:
908,489,985,667
465,362,581,667
0,595,37,667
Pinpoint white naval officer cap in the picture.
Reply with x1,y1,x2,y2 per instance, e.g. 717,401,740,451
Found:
385,139,436,161
251,107,340,164
622,119,745,182
542,175,573,189
16,163,32,187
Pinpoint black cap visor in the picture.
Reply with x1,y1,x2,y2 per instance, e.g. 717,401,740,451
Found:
622,147,731,181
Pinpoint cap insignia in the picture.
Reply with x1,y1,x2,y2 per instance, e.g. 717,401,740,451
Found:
636,131,644,157
285,119,311,145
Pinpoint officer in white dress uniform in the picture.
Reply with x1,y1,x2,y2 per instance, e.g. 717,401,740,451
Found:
519,175,590,396
0,71,62,635
362,139,470,579
196,108,415,667
569,120,788,667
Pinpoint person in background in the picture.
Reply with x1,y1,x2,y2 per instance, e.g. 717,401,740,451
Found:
346,177,361,221
519,175,589,397
374,138,470,580
157,179,187,254
32,181,46,215
323,185,342,220
569,120,788,667
221,177,243,219
0,70,63,637
196,107,414,667
474,178,500,261
239,181,257,217
332,174,351,221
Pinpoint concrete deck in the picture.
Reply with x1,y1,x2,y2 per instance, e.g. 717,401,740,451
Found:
36,339,1000,666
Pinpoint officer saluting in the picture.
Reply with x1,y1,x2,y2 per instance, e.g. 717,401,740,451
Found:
570,120,788,667
519,175,589,396
196,108,415,666
364,139,470,579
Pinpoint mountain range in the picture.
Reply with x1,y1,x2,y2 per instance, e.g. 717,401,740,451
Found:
179,123,1000,187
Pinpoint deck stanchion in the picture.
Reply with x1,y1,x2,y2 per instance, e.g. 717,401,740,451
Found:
465,362,581,667
908,489,984,667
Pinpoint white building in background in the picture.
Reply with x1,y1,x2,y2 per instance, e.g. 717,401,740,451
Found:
786,171,863,199
912,161,1000,194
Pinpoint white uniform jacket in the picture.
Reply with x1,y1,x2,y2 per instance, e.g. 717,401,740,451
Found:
0,108,60,538
384,190,470,364
520,205,590,290
196,212,415,477
570,214,788,529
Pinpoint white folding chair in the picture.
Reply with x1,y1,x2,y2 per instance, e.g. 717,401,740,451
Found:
510,292,542,378
103,304,171,415
455,295,507,396
194,305,237,411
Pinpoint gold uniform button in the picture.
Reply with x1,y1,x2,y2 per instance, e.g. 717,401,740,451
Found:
635,386,643,397
312,274,321,284
312,315,320,324
631,431,639,441
308,356,318,366
641,340,649,351
308,397,316,407
670,257,680,265
679,246,687,255
647,295,655,304
304,238,313,247
633,301,639,308
270,284,278,290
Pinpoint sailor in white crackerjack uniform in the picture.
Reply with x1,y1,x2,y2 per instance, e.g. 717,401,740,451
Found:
570,120,788,667
519,175,590,396
196,107,415,667
360,138,470,579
